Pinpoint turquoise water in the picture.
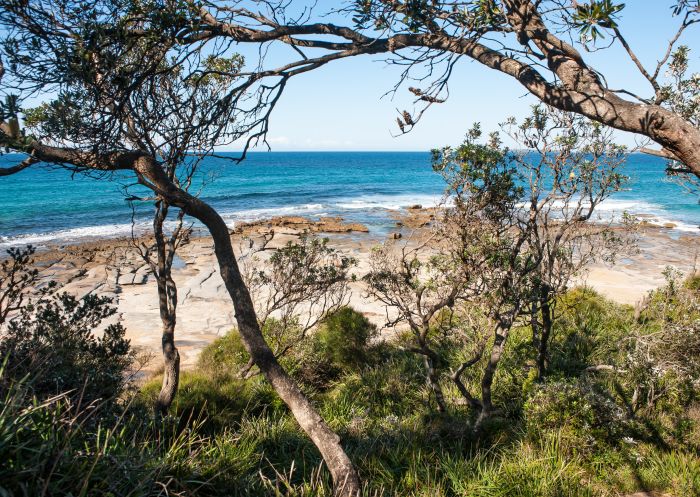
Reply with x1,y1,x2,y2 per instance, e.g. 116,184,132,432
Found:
0,151,698,248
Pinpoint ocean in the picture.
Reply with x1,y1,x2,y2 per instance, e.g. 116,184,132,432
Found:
0,151,698,248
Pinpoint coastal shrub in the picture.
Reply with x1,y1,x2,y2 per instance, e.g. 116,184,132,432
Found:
140,370,285,432
0,245,43,326
198,319,306,379
289,307,378,391
609,274,700,418
685,273,700,292
524,379,627,450
198,328,249,377
327,348,427,420
315,306,378,371
546,287,631,379
0,292,134,410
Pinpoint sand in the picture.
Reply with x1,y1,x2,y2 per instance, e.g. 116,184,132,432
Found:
10,216,700,371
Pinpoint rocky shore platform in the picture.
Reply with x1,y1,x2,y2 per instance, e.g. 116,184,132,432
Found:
5,210,699,372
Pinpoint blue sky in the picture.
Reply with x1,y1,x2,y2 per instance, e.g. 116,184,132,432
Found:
228,1,700,152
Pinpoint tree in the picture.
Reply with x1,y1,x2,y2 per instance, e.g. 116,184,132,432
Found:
4,1,696,177
134,201,191,416
500,105,634,380
364,237,471,413
433,126,539,429
238,232,356,377
431,109,636,426
0,9,362,495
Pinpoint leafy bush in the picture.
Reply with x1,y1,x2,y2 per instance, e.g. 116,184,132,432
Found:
198,328,250,378
547,287,631,378
315,306,377,371
141,369,285,432
524,379,628,449
0,292,134,410
199,319,306,379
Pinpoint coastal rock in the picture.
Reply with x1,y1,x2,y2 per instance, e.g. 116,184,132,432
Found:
391,207,436,229
233,215,369,235
122,264,150,286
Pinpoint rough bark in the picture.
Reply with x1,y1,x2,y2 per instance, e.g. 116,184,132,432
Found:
156,321,180,416
150,201,182,417
450,348,485,411
192,1,700,176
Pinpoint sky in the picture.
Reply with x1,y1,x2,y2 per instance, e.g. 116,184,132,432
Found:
225,1,700,152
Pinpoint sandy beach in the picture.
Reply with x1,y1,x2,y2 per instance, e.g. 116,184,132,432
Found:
20,211,700,371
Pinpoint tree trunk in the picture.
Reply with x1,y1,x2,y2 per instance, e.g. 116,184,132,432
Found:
156,321,180,416
152,200,181,417
475,324,510,431
134,158,361,496
423,354,447,413
536,289,553,381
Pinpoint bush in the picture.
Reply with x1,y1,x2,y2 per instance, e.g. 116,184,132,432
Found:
199,319,306,379
198,328,250,378
0,292,134,410
315,306,377,371
524,379,628,450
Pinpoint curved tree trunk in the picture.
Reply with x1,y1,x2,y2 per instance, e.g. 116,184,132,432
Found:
134,158,361,496
151,200,182,417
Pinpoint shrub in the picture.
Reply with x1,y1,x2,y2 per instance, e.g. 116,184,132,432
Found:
315,306,377,371
0,292,134,410
198,328,250,378
199,319,306,379
524,379,628,450
547,287,631,378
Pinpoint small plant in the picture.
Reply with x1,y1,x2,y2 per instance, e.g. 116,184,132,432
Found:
316,306,378,371
0,292,134,410
524,379,627,450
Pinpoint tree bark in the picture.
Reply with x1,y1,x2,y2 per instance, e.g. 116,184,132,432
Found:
151,201,181,417
423,354,447,413
536,289,553,381
451,353,484,411
156,321,180,416
133,157,361,496
475,324,510,431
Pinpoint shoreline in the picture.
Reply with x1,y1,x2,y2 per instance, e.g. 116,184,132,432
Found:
7,211,700,371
